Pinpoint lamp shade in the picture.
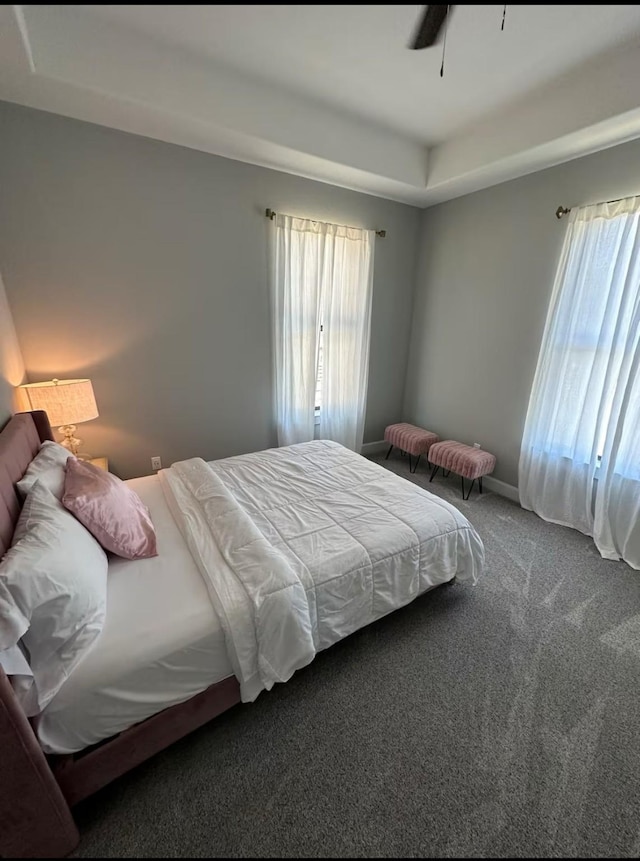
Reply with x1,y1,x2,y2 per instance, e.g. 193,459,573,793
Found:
18,379,99,427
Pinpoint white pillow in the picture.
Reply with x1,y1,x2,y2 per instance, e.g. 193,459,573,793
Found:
16,440,73,500
0,481,108,715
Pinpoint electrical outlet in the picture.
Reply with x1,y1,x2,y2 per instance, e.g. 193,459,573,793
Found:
151,456,162,470
473,443,481,449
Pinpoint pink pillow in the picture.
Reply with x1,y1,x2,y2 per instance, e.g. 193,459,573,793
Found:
62,459,158,559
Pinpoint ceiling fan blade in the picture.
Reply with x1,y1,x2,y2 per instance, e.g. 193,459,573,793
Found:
410,5,450,50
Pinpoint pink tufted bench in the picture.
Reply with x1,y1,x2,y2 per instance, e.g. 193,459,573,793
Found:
428,440,496,499
384,423,439,474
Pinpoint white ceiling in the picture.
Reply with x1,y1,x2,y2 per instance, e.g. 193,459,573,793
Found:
79,4,640,143
3,4,640,206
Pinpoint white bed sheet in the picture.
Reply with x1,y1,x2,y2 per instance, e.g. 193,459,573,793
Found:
36,475,233,755
38,444,483,755
163,442,483,702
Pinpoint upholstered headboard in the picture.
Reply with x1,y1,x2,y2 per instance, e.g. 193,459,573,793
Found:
0,409,81,859
0,410,53,558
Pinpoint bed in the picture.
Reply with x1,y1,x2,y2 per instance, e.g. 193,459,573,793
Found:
0,411,484,857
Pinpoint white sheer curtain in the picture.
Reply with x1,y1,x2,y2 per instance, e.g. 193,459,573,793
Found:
270,215,323,446
270,214,374,451
519,196,640,568
594,262,640,567
320,224,374,450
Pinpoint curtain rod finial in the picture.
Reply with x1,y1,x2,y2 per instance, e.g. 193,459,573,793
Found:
556,206,571,219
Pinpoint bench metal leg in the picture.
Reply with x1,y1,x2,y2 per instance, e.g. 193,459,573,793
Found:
461,477,476,500
443,469,450,478
385,444,393,460
479,476,483,494
429,463,439,482
410,454,421,474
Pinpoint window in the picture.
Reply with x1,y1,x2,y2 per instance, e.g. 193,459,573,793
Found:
520,196,640,565
271,214,374,451
548,217,637,461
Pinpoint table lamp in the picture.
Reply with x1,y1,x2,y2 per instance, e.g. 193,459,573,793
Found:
18,378,99,459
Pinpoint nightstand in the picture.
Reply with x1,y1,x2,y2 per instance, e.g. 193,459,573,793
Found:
88,456,109,472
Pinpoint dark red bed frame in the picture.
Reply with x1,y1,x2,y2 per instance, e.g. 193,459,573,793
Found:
0,412,242,858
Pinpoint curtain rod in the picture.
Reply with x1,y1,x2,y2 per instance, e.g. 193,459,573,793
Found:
555,195,630,219
265,208,386,238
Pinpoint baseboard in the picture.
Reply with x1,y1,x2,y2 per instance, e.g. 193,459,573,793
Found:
481,475,519,502
361,440,388,456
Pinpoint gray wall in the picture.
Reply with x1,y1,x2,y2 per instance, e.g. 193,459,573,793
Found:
0,273,25,427
0,101,420,479
405,137,640,487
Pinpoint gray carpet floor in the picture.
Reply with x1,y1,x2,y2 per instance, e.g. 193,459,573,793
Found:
72,453,640,858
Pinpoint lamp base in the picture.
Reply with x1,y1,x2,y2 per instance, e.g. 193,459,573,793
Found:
58,425,92,460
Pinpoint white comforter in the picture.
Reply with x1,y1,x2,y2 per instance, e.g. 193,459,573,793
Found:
160,440,484,702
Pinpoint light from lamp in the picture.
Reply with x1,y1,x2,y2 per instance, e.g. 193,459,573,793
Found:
18,379,99,457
